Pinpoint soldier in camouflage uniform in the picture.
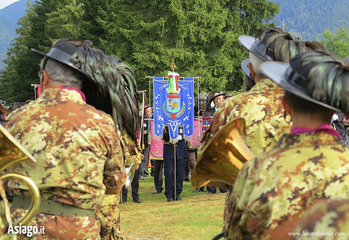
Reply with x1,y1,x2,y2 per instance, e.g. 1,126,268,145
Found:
224,51,349,239
200,29,325,157
199,28,310,233
97,130,142,240
4,39,140,239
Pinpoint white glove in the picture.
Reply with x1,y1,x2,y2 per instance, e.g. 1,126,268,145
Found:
331,113,339,123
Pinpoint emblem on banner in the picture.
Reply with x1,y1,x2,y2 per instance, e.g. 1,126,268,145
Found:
164,71,186,119
166,71,181,112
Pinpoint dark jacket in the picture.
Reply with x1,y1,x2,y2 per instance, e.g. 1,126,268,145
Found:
163,126,187,160
203,108,215,117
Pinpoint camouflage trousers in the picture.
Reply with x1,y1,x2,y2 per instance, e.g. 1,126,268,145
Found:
96,194,122,240
9,207,101,240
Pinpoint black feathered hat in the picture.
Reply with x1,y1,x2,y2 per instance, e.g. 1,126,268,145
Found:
210,91,226,102
144,104,151,110
32,39,140,140
31,39,94,81
239,28,306,63
260,51,349,114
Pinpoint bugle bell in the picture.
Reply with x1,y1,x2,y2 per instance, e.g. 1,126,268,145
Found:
0,125,40,227
191,118,255,189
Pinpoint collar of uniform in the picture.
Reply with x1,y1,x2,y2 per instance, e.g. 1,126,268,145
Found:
249,78,280,92
40,87,86,104
274,131,341,150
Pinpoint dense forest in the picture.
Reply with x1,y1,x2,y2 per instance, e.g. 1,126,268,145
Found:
0,0,279,102
0,0,349,102
272,0,349,40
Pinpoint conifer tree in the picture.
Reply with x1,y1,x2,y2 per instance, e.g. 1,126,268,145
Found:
0,0,105,102
0,0,278,102
99,0,278,92
45,0,85,43
0,0,56,102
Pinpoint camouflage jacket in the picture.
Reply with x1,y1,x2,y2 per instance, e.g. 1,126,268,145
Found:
121,130,142,167
293,199,349,239
224,131,349,240
200,78,290,156
5,88,125,210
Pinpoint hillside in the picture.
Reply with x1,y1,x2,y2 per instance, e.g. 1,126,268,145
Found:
271,0,349,40
0,0,31,70
0,0,349,70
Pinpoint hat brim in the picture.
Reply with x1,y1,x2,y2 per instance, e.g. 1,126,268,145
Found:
238,35,273,61
260,62,340,112
31,48,93,81
239,35,255,52
241,58,253,81
210,93,226,102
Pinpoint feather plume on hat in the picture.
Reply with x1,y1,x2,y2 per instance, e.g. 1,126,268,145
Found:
343,57,349,67
71,43,140,141
295,51,349,115
31,39,140,140
257,28,309,63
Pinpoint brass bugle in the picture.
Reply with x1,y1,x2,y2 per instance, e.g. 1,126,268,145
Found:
0,124,40,226
191,118,255,189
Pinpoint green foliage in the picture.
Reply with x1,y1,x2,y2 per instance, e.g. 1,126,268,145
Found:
45,0,85,43
318,27,349,58
272,0,349,40
0,0,33,70
1,0,279,103
0,1,47,102
0,0,103,102
99,0,278,93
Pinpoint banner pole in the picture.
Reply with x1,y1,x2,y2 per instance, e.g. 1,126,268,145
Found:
174,144,177,201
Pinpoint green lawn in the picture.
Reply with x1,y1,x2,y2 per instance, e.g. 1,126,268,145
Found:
120,176,227,240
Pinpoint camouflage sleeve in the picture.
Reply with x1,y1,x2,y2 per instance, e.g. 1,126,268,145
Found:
128,139,142,165
103,128,126,189
122,131,142,167
293,199,349,240
96,194,122,240
224,160,253,239
199,100,238,156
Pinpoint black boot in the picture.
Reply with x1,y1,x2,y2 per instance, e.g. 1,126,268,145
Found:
119,197,127,204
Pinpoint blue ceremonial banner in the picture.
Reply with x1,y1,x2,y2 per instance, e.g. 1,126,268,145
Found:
153,76,194,143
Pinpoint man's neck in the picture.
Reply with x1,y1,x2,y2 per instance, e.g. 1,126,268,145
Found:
253,76,268,83
291,113,328,129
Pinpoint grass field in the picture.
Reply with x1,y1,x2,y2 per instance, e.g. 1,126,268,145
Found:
119,176,227,240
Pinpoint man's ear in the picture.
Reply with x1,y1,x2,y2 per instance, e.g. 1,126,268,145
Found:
42,70,49,86
281,95,292,116
247,62,256,80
